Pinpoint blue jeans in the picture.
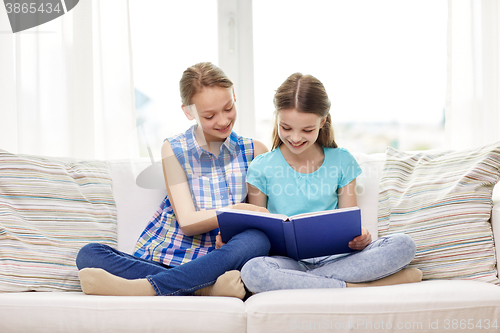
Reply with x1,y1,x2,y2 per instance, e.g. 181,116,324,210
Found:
240,233,416,293
76,229,270,296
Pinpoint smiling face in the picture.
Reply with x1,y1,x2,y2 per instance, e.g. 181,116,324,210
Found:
185,86,236,142
277,108,326,155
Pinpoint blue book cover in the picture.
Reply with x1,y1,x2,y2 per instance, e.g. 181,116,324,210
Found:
216,207,362,260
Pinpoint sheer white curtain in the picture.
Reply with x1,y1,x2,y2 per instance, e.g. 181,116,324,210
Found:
0,0,138,159
446,0,500,149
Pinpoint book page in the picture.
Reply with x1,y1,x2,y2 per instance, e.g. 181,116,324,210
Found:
217,207,288,221
290,206,360,219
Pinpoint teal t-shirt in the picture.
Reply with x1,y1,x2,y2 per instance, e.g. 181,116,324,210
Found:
246,146,362,217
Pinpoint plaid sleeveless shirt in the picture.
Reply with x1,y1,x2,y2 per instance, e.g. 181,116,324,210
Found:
133,125,255,266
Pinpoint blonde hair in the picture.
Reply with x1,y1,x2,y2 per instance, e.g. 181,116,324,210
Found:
179,62,233,106
271,73,337,150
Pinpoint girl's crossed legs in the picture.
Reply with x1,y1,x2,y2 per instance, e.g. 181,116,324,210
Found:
76,229,270,296
241,233,418,293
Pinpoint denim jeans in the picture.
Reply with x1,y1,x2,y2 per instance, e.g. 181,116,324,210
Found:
76,229,270,296
240,233,416,293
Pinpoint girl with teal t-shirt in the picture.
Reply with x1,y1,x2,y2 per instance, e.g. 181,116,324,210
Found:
240,73,421,292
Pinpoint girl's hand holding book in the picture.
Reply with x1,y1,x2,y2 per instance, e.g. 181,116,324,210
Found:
215,204,268,249
215,232,224,249
348,227,372,251
230,203,269,214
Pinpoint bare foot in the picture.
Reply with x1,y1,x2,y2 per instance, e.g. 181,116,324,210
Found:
346,268,422,288
193,270,246,299
78,268,156,296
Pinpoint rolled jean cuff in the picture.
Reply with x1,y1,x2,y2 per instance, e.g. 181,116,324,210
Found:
146,275,161,296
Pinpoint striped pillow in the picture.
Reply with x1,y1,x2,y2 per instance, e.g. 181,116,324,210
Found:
0,150,117,292
378,142,500,284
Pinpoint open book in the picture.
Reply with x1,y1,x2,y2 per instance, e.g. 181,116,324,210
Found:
216,206,362,260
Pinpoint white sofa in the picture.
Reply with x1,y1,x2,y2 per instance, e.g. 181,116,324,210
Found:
0,153,499,333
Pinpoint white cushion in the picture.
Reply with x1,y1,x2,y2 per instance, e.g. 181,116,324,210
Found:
0,292,246,333
245,280,500,333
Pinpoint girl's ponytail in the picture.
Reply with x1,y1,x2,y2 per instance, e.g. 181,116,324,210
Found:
317,113,337,148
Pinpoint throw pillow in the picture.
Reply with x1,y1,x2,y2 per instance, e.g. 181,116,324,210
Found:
0,150,117,292
378,142,500,284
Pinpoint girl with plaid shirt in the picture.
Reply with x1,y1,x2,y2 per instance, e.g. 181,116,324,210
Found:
76,62,270,298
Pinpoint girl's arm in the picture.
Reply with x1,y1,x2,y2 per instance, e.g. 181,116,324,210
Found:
162,139,268,237
244,139,268,210
338,179,372,250
337,179,358,209
215,183,269,249
245,139,268,208
247,184,268,208
161,140,217,236
253,139,268,157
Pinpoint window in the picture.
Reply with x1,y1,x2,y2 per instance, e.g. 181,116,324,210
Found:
252,0,447,153
130,0,448,157
129,0,218,160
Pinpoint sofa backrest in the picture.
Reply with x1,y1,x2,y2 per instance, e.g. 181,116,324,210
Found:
351,153,386,240
107,158,167,254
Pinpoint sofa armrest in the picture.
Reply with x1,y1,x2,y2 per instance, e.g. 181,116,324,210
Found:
492,200,500,277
